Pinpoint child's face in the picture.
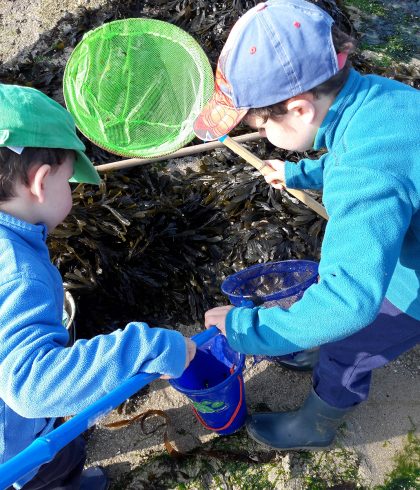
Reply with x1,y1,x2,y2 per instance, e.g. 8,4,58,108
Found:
41,156,74,231
244,111,319,152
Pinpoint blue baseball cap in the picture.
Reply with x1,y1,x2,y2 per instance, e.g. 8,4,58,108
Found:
193,0,347,141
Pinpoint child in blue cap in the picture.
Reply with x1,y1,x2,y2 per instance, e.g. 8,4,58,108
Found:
0,83,196,489
195,0,420,450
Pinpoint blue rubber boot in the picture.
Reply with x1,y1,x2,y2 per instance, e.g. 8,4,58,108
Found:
246,388,351,450
277,348,319,371
79,466,110,490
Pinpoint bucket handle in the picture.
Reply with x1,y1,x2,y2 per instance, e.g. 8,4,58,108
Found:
191,374,244,432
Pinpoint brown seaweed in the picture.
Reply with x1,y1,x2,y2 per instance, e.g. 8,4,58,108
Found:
48,144,325,336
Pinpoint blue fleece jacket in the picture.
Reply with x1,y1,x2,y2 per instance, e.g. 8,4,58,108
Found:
226,69,420,355
0,212,186,487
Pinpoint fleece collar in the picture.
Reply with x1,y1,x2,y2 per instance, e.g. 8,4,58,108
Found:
314,69,364,151
0,211,49,256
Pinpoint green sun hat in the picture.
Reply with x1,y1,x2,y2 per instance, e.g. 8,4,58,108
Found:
0,83,100,184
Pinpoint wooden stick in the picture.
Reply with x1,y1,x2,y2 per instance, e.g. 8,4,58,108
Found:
220,135,329,220
96,132,262,172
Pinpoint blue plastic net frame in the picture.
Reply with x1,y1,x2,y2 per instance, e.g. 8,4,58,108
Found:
221,260,319,307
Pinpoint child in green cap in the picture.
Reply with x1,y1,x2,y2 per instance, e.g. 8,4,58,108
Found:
195,0,420,450
0,83,196,489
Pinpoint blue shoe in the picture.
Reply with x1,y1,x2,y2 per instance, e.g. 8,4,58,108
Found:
79,466,109,490
246,388,351,450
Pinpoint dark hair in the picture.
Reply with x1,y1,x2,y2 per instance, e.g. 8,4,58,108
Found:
0,147,75,202
245,25,357,122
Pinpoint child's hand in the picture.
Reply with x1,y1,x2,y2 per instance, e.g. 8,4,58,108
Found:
204,305,234,336
161,336,196,379
263,159,285,190
184,337,196,369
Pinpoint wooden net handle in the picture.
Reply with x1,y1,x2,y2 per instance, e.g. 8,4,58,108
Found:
220,135,328,220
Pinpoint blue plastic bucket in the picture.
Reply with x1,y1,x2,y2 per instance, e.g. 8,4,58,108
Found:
169,334,247,435
221,260,319,365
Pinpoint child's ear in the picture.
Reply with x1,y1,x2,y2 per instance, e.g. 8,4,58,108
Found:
29,164,51,203
286,97,316,125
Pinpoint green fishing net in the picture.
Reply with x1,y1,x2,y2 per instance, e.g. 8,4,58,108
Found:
63,19,214,158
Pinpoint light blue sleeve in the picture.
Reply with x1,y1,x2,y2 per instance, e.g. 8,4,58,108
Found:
0,278,186,418
226,164,412,355
285,152,330,190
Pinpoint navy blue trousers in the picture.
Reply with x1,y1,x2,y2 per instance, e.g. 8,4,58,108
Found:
313,298,420,409
17,434,86,490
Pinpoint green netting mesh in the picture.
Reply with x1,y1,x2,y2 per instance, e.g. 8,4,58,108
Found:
63,18,214,158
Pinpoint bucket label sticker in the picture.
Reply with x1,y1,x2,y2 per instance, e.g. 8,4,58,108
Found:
192,400,228,413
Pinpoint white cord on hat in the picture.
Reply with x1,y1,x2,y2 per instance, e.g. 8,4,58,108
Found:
6,146,24,154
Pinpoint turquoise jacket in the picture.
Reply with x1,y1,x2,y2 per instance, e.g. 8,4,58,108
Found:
0,212,186,487
226,69,420,355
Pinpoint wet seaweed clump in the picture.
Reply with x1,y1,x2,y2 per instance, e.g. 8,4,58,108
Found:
49,146,325,337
